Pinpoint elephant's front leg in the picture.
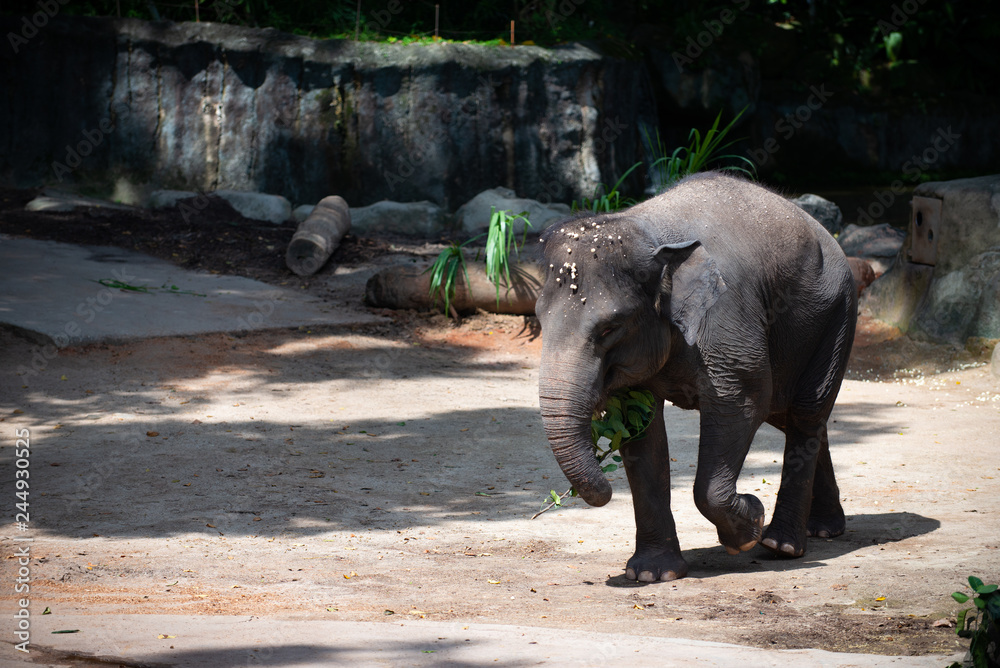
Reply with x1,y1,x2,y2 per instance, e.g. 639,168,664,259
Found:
620,402,689,582
693,407,766,554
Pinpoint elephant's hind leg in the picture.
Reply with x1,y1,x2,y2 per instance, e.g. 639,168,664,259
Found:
763,292,853,557
807,441,846,538
763,415,833,557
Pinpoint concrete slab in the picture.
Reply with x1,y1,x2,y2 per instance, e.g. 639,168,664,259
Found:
0,237,383,345
0,615,952,667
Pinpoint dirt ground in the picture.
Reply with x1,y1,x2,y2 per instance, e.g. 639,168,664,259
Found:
1,198,999,662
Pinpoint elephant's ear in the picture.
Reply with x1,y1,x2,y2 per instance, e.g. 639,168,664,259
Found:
654,240,727,346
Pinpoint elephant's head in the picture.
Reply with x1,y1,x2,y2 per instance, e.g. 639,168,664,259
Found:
535,213,726,506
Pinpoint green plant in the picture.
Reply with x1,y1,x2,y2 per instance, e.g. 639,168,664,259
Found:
646,107,757,194
589,390,656,472
426,239,474,318
483,208,531,308
425,207,530,318
949,576,1000,668
533,388,656,518
95,279,205,297
573,161,643,213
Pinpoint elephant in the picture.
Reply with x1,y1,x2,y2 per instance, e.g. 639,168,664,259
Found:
535,172,857,582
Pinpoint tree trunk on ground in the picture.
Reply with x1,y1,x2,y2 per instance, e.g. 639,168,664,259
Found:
365,261,544,315
285,196,351,276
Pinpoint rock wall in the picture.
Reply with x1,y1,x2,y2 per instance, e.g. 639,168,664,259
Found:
645,51,1000,184
862,175,1000,343
0,16,654,211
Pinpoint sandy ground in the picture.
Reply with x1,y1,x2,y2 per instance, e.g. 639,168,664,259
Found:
1,255,999,663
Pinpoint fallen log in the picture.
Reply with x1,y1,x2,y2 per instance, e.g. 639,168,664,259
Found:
285,196,351,276
365,260,544,315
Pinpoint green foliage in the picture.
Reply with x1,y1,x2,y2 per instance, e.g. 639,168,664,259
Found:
647,107,756,194
535,388,656,516
425,208,530,317
883,31,904,64
949,576,1000,668
95,279,205,297
483,208,531,308
572,162,642,213
426,239,473,317
589,389,656,474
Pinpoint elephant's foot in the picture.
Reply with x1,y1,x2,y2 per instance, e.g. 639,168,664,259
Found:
713,493,765,555
806,509,846,539
761,517,808,558
625,547,689,582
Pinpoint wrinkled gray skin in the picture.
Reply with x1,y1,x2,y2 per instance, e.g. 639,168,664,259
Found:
536,173,857,582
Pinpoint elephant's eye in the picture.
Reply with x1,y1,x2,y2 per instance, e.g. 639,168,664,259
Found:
599,326,616,339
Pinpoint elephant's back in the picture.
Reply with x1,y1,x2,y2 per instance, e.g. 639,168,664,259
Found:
637,173,851,294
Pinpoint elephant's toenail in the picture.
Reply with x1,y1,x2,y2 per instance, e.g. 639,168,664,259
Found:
724,545,740,555
781,543,796,554
638,571,655,582
762,538,777,549
818,530,830,538
625,568,636,580
739,540,757,552
659,571,677,581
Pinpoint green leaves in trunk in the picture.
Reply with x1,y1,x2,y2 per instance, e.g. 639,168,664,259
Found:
590,389,656,473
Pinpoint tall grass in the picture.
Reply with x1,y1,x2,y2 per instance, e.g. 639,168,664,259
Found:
572,161,643,213
646,107,756,194
484,208,531,308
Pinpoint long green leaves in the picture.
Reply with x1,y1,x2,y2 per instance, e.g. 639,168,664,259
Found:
426,239,475,316
647,107,757,193
425,207,531,317
484,208,531,308
573,161,643,213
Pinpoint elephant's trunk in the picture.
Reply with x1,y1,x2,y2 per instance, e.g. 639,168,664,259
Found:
538,359,612,507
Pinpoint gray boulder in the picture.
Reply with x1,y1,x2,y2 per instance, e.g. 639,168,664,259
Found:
838,223,906,258
214,190,292,224
456,187,571,237
349,201,450,238
790,193,843,236
293,204,315,223
863,175,1000,342
992,343,1000,378
149,189,199,210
